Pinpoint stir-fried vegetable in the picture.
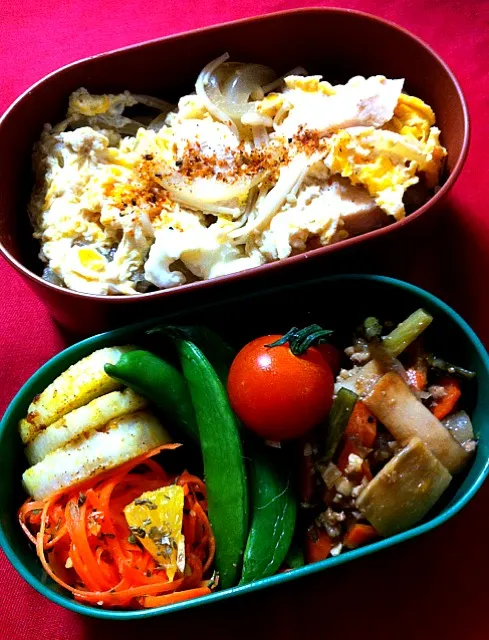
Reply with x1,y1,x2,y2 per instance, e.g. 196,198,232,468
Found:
442,411,475,447
356,437,452,536
382,309,433,357
323,388,358,462
431,376,462,420
364,372,470,474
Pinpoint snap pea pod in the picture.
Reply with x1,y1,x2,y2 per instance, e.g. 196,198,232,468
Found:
175,339,248,590
104,350,199,443
240,445,297,584
323,388,358,462
148,325,235,387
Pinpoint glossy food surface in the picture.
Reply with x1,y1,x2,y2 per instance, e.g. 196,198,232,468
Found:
0,8,468,331
1,275,488,619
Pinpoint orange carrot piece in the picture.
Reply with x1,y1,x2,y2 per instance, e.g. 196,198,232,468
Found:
343,524,378,549
344,401,377,447
337,438,364,473
432,377,461,420
406,367,428,392
139,587,211,608
305,526,332,564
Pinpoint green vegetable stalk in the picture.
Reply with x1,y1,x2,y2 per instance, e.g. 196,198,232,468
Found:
323,388,358,462
382,308,433,357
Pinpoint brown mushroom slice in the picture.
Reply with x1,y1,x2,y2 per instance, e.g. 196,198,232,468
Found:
357,437,451,536
364,372,470,474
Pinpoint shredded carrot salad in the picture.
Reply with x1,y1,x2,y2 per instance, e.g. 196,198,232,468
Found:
18,445,215,609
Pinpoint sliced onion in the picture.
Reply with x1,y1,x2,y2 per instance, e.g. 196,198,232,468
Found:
67,113,145,135
252,124,269,147
156,176,251,217
222,64,275,120
132,94,175,113
195,53,239,138
148,112,170,132
262,66,308,94
442,410,474,444
196,55,277,133
229,155,309,240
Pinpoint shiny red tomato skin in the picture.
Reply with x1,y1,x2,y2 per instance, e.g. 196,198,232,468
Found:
227,335,334,440
318,343,342,375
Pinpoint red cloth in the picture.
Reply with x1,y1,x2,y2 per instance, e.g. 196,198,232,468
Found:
1,1,489,638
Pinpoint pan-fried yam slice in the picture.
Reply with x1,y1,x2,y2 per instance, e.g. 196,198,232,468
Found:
364,371,471,474
357,437,452,536
25,389,148,465
19,345,136,444
22,410,171,500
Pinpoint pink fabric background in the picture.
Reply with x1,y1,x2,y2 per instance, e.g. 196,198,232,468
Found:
1,1,489,638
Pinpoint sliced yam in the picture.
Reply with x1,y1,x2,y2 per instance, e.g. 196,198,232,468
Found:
25,389,148,465
19,345,136,444
363,372,471,474
357,437,452,536
22,410,171,500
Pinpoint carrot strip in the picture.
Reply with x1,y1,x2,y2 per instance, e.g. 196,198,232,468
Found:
305,526,332,563
21,447,214,611
432,376,461,420
139,587,211,608
191,500,215,574
343,524,378,549
75,579,184,603
344,401,377,447
66,500,113,591
406,367,428,392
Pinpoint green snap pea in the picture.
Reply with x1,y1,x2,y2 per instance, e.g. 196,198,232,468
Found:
104,350,199,443
240,445,297,584
175,339,248,590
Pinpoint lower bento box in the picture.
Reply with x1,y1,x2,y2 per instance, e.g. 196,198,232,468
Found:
1,274,489,620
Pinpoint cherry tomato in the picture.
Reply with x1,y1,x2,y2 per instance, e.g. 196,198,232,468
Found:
227,335,334,440
317,343,342,374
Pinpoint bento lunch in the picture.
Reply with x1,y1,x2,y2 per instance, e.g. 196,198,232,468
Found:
17,309,476,610
29,54,446,295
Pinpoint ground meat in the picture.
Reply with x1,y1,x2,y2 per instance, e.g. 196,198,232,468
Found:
429,385,447,400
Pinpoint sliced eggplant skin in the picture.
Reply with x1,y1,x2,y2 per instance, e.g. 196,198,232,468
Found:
357,437,452,537
364,372,471,474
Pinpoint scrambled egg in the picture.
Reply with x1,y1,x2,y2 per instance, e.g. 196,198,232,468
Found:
29,64,446,295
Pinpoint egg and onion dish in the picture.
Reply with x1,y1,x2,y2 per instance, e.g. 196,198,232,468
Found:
29,54,447,295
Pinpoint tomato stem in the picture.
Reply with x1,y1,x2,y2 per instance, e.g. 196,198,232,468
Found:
266,325,334,356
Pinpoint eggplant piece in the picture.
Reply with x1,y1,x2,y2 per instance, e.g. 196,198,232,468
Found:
364,372,471,474
357,437,452,536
